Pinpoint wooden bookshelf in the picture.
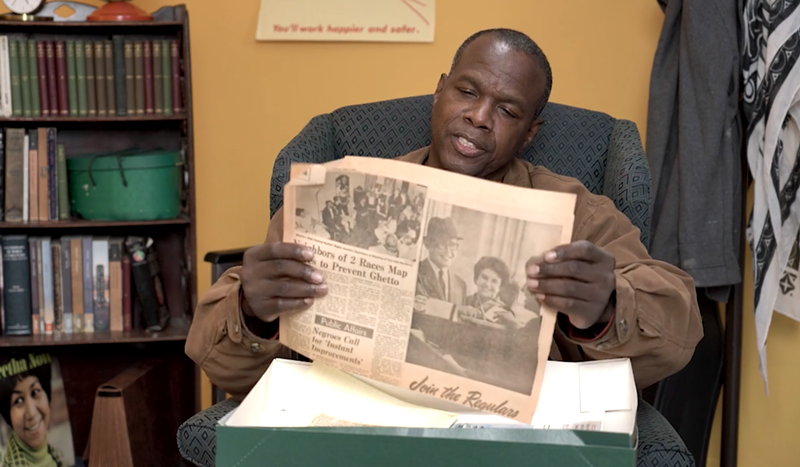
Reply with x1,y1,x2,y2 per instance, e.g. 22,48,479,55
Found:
0,20,184,28
0,214,191,229
0,318,190,347
0,114,187,123
0,5,198,465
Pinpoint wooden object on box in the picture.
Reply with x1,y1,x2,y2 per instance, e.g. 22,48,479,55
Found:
84,358,185,467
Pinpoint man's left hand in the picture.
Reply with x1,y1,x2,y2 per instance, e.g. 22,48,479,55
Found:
526,240,616,329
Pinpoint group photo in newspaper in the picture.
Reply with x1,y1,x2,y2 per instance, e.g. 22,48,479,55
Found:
280,156,576,422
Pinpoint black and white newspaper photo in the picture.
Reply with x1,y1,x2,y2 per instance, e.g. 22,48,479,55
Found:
406,200,562,395
293,170,427,262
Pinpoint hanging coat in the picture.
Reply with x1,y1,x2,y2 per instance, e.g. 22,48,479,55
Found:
645,0,743,302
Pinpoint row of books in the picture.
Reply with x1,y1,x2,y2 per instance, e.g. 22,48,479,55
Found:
0,235,170,336
1,235,128,335
0,127,67,222
0,35,183,118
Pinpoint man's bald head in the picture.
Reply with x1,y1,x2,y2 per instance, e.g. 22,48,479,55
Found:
450,29,552,118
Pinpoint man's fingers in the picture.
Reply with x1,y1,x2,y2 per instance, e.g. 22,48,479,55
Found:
256,258,324,283
260,278,328,300
248,242,315,263
543,241,608,264
527,277,600,302
524,254,545,271
253,297,316,322
531,260,596,282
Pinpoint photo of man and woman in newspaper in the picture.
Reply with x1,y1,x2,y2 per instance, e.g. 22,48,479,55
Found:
294,171,427,262
406,200,563,395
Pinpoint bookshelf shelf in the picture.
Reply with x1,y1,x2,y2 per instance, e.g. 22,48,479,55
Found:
0,319,190,347
0,215,191,229
0,114,187,123
0,20,184,29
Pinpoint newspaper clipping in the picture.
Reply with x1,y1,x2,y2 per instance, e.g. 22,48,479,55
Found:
281,156,576,423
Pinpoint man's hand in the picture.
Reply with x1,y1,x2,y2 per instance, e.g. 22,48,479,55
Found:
493,309,523,330
526,240,615,329
240,242,328,323
456,305,483,320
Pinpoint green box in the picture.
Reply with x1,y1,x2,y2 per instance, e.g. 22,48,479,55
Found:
216,425,636,467
67,150,183,221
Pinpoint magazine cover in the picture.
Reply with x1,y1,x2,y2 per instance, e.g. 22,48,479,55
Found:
0,351,75,467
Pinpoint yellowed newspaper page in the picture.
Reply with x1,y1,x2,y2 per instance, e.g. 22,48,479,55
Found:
281,156,576,423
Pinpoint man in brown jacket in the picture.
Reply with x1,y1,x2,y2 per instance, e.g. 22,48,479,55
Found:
186,28,703,401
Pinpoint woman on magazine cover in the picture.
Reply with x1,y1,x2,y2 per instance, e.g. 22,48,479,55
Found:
0,362,66,467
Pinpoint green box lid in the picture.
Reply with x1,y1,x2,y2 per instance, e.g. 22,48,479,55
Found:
67,149,181,171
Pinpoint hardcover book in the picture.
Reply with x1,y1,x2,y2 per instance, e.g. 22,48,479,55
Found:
81,237,93,332
28,237,39,336
108,238,123,332
51,242,63,333
40,238,54,335
1,235,32,336
3,129,25,223
91,238,110,332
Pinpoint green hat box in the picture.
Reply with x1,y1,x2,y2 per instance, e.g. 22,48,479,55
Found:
67,149,183,221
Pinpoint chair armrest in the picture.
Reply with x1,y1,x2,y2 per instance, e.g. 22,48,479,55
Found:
204,248,248,265
205,248,248,283
177,398,240,467
603,119,653,249
270,113,335,217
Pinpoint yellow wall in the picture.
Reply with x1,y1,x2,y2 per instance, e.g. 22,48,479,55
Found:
704,185,800,467
5,1,799,465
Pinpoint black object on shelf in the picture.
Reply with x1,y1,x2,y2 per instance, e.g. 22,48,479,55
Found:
125,236,170,332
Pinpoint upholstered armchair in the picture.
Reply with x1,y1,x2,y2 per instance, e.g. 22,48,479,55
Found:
177,95,694,467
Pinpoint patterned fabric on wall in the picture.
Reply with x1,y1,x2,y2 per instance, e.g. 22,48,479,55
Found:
742,0,800,389
270,95,651,246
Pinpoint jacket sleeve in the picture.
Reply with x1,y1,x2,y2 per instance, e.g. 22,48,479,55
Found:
563,194,704,389
185,207,294,400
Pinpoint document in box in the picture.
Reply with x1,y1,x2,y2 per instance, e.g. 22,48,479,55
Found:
280,156,577,423
226,358,458,429
221,358,638,438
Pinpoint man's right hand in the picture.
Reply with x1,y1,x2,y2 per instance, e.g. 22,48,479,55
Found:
240,242,328,323
456,305,483,320
413,295,428,312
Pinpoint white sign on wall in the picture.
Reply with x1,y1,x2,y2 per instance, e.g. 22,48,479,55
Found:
256,0,435,43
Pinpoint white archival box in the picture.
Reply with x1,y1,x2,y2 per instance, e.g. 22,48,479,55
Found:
221,357,638,438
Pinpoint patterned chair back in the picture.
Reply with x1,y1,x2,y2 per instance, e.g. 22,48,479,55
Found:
271,94,651,246
330,95,615,194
